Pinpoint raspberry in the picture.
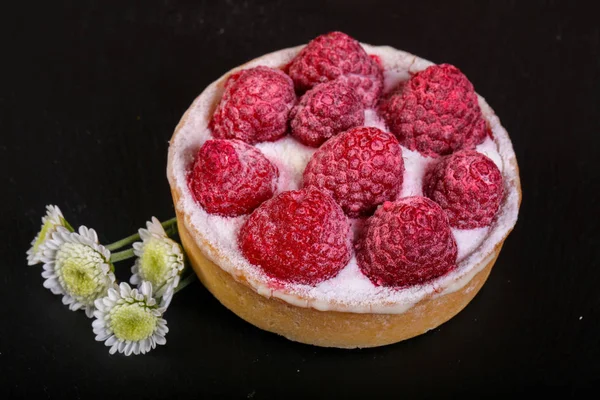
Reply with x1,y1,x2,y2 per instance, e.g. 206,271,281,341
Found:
303,127,404,217
355,197,457,288
335,73,383,109
287,31,383,107
424,150,504,229
210,66,296,144
239,187,351,285
188,139,278,217
379,64,488,157
289,79,364,147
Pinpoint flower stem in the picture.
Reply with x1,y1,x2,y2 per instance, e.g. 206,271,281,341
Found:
163,224,178,238
161,217,178,231
106,217,178,251
174,272,197,294
106,231,140,251
110,248,135,263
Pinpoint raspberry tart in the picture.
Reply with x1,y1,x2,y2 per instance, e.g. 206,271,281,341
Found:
167,32,521,348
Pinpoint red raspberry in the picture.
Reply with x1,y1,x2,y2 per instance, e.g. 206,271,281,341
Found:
210,66,296,144
335,73,383,109
289,79,365,147
379,64,488,157
239,187,351,285
303,127,404,217
188,139,278,217
355,197,457,288
424,150,504,229
288,31,383,107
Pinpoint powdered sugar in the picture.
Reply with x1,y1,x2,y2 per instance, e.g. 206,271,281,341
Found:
399,148,436,197
256,137,315,192
363,109,388,131
167,44,520,314
453,227,490,261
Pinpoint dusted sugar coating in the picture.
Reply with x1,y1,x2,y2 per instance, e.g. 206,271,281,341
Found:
303,127,404,217
290,79,365,147
356,197,458,287
188,139,278,217
239,187,351,285
210,66,296,144
287,31,383,107
379,64,488,157
424,150,504,229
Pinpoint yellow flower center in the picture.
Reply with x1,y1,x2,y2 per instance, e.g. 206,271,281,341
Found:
110,303,157,342
56,242,106,299
139,239,172,289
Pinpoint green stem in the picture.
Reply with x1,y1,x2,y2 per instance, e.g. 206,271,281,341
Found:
106,217,178,251
110,248,135,263
161,217,178,231
106,231,140,251
174,272,197,294
164,224,178,238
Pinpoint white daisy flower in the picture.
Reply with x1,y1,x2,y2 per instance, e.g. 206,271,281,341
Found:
93,282,168,356
27,205,71,265
130,217,184,301
41,226,116,317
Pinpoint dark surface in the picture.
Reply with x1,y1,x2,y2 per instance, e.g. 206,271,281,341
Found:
1,0,599,398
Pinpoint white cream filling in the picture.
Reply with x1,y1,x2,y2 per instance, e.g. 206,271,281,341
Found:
167,44,520,314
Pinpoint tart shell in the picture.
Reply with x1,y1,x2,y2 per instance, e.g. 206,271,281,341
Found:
167,44,522,348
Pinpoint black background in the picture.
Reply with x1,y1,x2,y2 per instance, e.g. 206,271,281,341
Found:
1,0,599,398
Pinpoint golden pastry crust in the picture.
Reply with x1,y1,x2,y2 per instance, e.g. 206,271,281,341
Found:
175,188,509,348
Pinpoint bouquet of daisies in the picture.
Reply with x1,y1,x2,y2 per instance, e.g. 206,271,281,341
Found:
27,206,195,356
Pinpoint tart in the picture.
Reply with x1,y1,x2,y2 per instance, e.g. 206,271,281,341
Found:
167,32,521,348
